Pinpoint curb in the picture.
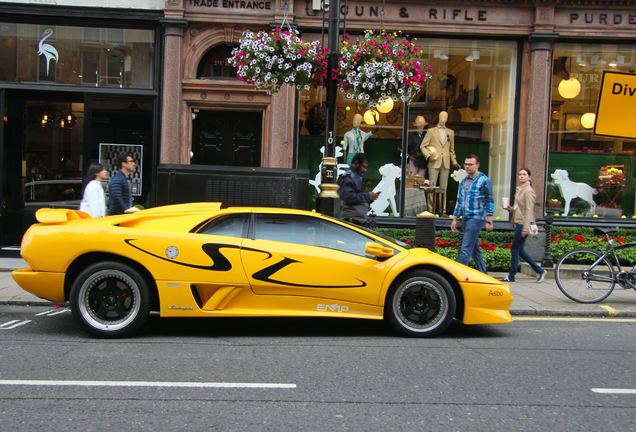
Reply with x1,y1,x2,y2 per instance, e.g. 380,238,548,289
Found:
510,308,636,318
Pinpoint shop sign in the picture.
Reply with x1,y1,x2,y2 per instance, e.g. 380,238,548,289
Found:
187,0,272,10
37,28,58,76
594,71,636,139
557,9,636,27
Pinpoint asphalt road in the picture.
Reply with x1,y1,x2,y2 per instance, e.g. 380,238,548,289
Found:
1,305,635,432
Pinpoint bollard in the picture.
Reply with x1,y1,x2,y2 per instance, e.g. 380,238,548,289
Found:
541,209,555,268
415,211,436,250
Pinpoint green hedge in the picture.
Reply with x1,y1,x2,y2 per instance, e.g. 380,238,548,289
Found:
377,226,636,272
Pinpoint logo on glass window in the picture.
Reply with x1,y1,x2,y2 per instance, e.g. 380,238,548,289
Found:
38,29,58,76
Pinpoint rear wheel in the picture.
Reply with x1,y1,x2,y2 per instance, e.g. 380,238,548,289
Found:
70,261,150,337
386,270,456,337
555,249,615,303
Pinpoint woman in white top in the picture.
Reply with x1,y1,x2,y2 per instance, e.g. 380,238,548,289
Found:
79,163,107,217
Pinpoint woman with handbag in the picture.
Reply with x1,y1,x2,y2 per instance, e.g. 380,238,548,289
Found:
502,168,546,283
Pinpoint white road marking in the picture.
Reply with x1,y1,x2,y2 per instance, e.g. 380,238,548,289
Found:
591,388,636,394
35,308,69,316
0,320,32,330
0,379,296,389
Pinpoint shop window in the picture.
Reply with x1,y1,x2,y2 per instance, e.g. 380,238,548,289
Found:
0,22,154,88
196,44,239,80
297,35,517,219
549,43,636,219
22,100,84,212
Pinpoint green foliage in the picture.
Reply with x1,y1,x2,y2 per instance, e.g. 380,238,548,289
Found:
482,247,512,272
377,225,636,270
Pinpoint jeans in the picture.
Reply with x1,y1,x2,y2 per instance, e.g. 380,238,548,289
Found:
457,218,488,274
508,224,543,280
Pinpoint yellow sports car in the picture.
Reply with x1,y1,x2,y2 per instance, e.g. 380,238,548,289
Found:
13,203,512,338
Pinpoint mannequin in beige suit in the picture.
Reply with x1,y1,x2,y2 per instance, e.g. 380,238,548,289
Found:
420,111,460,215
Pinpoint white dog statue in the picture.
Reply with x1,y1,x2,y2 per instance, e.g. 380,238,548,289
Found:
369,163,401,216
551,169,597,216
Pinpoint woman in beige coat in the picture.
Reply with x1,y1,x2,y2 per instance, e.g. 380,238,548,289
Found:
502,168,546,282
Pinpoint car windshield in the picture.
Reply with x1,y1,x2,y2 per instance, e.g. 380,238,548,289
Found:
325,216,412,249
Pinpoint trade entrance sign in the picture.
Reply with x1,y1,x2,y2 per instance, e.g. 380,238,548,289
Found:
595,71,636,139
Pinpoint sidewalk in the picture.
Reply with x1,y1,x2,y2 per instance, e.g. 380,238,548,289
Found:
1,257,635,317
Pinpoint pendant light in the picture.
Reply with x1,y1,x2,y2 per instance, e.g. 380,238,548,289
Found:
580,78,596,129
363,109,379,125
557,55,581,100
580,112,595,129
376,97,394,114
558,77,581,99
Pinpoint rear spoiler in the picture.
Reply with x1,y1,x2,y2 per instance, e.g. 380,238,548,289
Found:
35,202,225,225
35,208,92,224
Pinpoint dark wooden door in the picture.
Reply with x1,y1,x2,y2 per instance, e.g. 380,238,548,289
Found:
191,110,261,167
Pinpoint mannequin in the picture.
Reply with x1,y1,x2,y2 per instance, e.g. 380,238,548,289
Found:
406,115,428,177
343,113,373,165
420,111,460,215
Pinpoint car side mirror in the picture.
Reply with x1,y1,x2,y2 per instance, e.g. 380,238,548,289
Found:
365,242,394,258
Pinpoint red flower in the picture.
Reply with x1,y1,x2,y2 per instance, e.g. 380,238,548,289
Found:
575,234,585,243
507,243,512,249
618,237,625,245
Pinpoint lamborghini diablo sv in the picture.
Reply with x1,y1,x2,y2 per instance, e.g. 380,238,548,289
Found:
13,203,512,338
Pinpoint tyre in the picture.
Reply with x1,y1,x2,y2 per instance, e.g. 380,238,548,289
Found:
70,261,150,337
385,270,456,337
555,249,615,303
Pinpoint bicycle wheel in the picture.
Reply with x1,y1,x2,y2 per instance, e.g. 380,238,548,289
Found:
555,249,615,303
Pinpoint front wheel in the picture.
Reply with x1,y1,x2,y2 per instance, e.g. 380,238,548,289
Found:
555,249,615,303
385,270,456,337
70,261,150,337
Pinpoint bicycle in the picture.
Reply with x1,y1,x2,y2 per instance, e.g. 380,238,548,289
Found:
555,227,636,303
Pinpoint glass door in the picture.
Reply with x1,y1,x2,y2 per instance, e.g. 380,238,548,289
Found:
1,93,84,245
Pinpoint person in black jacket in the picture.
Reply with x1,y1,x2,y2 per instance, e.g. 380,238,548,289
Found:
337,153,379,226
407,115,428,177
108,153,136,215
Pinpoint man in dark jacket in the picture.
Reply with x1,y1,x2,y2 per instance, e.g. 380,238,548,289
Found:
108,153,136,215
337,153,379,225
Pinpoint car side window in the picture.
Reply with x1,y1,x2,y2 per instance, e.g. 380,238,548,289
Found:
197,214,247,238
253,214,373,257
316,219,371,256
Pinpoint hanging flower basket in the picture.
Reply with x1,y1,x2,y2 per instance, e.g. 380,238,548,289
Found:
227,27,328,94
338,30,432,107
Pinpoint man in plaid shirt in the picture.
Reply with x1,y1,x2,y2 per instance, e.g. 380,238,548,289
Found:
450,154,494,274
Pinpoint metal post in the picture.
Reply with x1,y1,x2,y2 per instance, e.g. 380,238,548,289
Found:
541,209,555,268
316,0,341,217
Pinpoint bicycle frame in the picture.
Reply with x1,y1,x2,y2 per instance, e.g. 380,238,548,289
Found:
600,236,636,281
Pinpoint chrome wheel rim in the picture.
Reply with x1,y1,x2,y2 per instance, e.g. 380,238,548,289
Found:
77,269,141,332
393,279,447,332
